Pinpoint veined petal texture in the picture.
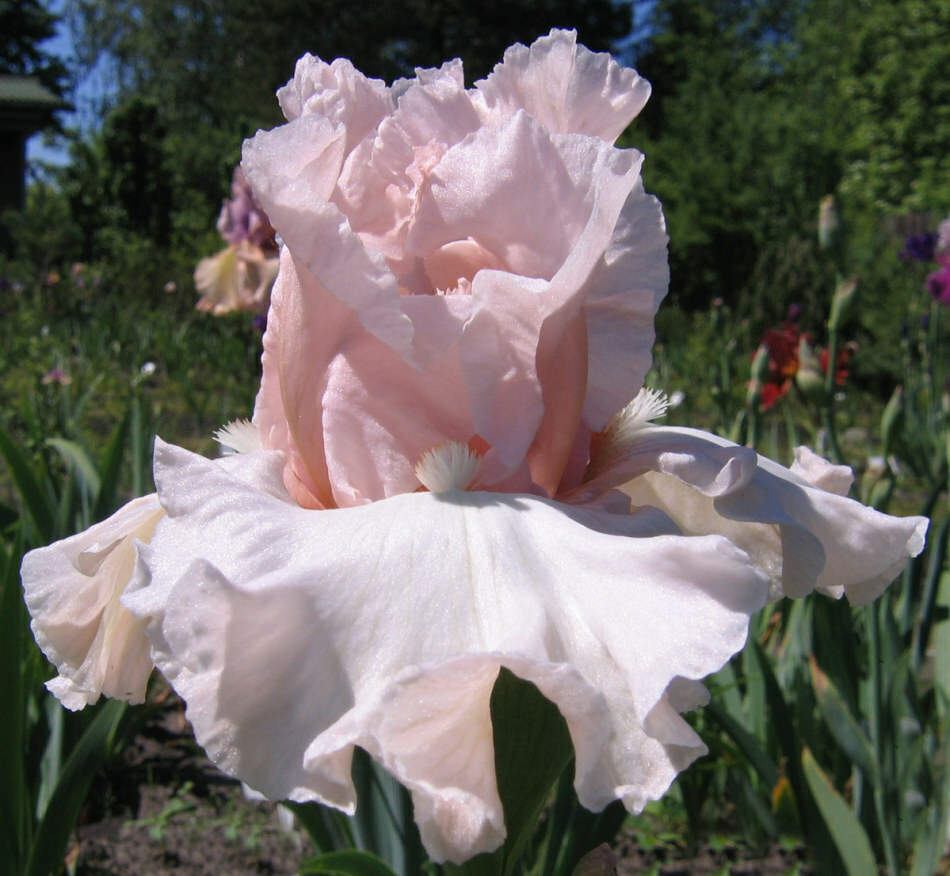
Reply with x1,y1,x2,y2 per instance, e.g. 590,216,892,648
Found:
473,29,651,142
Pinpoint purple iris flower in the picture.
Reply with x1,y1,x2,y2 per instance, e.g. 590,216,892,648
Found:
900,232,938,263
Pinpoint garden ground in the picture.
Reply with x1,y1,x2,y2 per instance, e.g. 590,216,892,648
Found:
71,696,828,876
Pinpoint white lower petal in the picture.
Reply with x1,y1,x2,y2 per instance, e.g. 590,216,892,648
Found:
790,446,853,496
599,426,928,603
21,494,164,709
124,441,768,862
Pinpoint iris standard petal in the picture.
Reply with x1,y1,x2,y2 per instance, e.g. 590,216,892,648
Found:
243,118,416,361
582,183,669,429
277,55,393,147
474,29,652,143
261,250,477,506
427,114,641,477
341,60,481,255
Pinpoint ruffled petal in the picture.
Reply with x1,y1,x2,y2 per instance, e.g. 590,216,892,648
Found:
277,55,393,150
193,246,243,313
593,425,928,602
21,495,164,709
258,250,478,505
194,242,278,314
319,330,475,504
243,113,347,204
408,112,638,280
339,60,481,257
411,113,642,481
243,118,415,360
124,442,768,862
474,29,651,143
582,184,669,429
790,445,853,496
252,250,335,507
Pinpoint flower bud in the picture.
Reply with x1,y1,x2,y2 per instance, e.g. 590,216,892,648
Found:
750,343,771,385
746,343,770,406
828,276,859,332
710,297,725,332
818,195,842,252
772,773,800,833
880,386,904,457
868,474,895,511
795,338,829,406
927,265,950,305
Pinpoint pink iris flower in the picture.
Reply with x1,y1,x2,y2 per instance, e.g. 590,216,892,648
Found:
22,31,927,864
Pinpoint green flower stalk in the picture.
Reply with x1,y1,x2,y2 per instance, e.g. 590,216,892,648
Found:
828,276,859,334
880,386,905,459
818,195,842,254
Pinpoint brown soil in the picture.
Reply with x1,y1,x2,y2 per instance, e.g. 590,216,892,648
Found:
72,702,310,876
612,838,813,875
68,698,932,876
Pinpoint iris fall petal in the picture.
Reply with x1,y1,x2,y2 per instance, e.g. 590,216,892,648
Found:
21,494,164,709
594,424,928,602
123,441,769,862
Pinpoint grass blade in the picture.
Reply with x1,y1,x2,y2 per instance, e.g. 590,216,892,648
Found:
809,659,878,783
749,639,843,873
0,532,27,874
802,749,877,876
933,571,950,711
704,700,779,788
0,427,55,543
285,801,355,854
46,438,100,505
93,408,132,521
24,699,131,876
300,849,398,876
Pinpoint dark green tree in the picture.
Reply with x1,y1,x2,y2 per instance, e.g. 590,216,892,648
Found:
223,0,633,86
61,0,635,269
634,0,950,312
58,96,174,260
831,0,950,214
631,0,817,313
0,0,69,95
69,0,633,116
101,96,173,245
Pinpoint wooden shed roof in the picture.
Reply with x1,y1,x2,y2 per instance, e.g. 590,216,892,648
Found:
0,75,70,131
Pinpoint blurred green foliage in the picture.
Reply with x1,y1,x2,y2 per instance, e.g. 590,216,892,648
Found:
8,0,949,401
0,0,68,96
0,240,261,485
623,0,950,396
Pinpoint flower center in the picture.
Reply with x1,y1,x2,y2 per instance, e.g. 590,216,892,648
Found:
424,238,504,295
214,419,262,455
415,441,482,492
586,388,670,478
